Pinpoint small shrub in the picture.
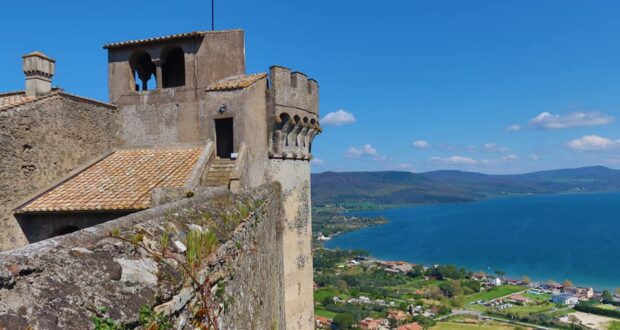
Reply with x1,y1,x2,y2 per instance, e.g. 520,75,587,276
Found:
139,305,172,330
91,316,124,330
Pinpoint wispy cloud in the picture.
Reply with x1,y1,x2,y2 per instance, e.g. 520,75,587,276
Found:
530,111,614,129
346,144,386,161
567,135,620,151
321,109,356,126
529,153,540,161
412,140,430,150
310,158,325,166
430,155,477,165
502,154,519,161
482,143,510,153
506,124,523,132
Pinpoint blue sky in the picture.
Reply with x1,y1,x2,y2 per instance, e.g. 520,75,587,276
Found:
2,1,620,174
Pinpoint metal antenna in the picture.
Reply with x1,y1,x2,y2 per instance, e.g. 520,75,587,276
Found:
211,0,215,30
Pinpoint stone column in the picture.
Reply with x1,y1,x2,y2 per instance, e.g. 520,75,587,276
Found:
153,59,163,89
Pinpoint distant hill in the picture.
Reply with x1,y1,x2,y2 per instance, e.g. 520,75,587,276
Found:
311,166,620,206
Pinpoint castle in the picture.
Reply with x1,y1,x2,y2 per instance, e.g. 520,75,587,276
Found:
0,29,320,329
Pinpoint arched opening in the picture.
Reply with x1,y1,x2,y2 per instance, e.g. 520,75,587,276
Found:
51,225,80,238
162,48,185,88
130,52,156,91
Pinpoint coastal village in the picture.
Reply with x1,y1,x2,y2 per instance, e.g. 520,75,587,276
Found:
312,249,620,330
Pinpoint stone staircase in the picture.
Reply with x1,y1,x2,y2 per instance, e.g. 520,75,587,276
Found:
205,158,235,187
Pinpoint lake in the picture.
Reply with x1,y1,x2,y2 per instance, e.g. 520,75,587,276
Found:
324,192,620,290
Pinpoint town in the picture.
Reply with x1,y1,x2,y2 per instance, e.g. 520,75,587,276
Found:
313,249,620,330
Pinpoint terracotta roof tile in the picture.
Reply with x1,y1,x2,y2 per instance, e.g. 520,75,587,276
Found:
206,73,267,92
18,148,202,213
103,29,242,49
0,90,114,112
0,92,36,111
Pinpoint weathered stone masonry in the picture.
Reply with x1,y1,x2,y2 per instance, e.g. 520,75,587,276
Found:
0,184,284,330
0,94,118,251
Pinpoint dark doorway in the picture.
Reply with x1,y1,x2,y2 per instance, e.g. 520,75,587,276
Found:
215,118,234,158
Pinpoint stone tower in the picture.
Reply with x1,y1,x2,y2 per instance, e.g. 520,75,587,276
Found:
267,66,320,329
1,29,321,329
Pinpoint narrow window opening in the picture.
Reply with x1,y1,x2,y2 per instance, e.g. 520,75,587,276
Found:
162,48,185,88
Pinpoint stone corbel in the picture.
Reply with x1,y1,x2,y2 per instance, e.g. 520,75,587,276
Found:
288,118,302,159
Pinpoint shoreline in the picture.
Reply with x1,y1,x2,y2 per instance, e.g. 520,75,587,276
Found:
319,244,611,294
322,196,620,291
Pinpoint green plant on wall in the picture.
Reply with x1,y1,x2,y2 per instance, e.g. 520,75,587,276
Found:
185,229,217,269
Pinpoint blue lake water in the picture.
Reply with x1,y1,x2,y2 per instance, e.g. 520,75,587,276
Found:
324,192,620,290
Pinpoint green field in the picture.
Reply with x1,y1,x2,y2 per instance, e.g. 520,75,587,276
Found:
464,285,525,303
608,321,620,330
595,304,619,311
315,308,337,319
523,292,552,301
314,288,340,302
506,302,556,316
431,321,516,330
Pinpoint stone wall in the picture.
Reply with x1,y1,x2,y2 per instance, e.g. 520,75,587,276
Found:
267,160,314,329
0,94,119,251
0,183,284,330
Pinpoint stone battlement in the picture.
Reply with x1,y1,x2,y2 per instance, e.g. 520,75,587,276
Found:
269,66,319,117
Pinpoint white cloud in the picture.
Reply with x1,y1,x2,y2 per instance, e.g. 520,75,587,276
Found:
412,140,430,150
321,109,356,126
530,111,614,129
346,144,379,158
482,143,510,153
502,154,519,161
430,155,477,165
310,158,325,166
506,124,523,132
529,153,540,161
567,135,620,151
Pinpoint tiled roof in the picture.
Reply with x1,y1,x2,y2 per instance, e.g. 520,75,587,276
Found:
18,148,202,213
206,73,267,92
0,92,36,111
103,29,242,49
0,90,114,112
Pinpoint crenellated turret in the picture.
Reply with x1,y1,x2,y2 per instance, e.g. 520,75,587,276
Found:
268,66,321,160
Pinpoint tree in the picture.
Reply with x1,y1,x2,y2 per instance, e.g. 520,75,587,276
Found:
439,281,463,298
494,270,506,277
332,313,355,330
562,279,574,288
425,286,443,300
568,314,581,325
616,288,620,297
521,275,531,285
409,264,425,278
602,290,613,301
335,279,348,292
